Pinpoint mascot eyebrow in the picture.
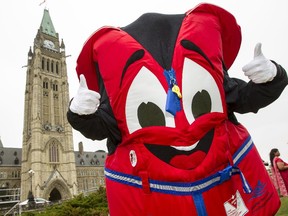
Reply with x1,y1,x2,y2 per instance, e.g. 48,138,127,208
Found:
120,49,145,87
119,40,214,88
181,39,214,69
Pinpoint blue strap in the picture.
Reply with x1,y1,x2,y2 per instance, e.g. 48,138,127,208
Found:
232,136,253,193
236,167,252,193
193,193,208,216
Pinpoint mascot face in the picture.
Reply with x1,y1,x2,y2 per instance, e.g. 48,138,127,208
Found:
123,56,225,170
78,7,241,170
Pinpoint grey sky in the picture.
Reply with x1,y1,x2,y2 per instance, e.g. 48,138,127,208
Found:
0,0,287,163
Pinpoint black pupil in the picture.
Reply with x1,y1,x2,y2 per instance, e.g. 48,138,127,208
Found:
138,102,165,127
192,90,212,118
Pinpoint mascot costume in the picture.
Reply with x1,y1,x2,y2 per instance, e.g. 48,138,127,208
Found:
67,3,288,216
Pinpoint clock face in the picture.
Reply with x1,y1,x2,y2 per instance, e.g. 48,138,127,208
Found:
43,40,55,49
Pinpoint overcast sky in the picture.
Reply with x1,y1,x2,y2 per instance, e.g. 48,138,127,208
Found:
0,0,287,163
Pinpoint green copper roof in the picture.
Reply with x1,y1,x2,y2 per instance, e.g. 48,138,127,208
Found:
40,9,57,37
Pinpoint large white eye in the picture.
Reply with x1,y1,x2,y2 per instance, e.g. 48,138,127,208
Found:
126,67,175,134
182,58,223,124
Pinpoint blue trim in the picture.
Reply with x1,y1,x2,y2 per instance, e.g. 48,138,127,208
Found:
105,167,226,195
105,136,254,196
193,193,208,216
105,169,142,189
148,166,235,195
233,136,254,166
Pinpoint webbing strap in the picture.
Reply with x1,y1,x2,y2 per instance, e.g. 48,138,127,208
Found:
193,193,207,216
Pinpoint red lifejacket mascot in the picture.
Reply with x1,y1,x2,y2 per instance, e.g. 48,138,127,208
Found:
67,3,288,216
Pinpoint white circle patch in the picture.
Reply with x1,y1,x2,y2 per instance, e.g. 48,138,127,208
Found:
129,150,137,167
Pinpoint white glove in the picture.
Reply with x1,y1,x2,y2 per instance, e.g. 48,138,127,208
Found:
242,43,277,83
70,74,101,115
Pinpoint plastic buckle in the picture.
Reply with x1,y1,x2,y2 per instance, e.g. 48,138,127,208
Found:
219,166,232,184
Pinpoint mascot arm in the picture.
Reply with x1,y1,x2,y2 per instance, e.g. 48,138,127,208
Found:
67,81,121,149
67,105,121,154
225,61,288,114
67,97,121,140
67,108,109,141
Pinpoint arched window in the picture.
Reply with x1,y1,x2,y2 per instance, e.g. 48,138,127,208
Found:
51,60,54,73
43,81,49,89
56,62,59,74
47,59,50,71
42,79,49,123
53,81,60,125
42,57,45,70
49,141,59,162
14,157,19,165
52,83,58,91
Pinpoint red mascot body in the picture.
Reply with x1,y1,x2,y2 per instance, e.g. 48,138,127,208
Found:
68,3,288,216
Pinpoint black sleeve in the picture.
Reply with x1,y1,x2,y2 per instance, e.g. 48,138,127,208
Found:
225,61,288,114
67,107,109,141
67,99,122,155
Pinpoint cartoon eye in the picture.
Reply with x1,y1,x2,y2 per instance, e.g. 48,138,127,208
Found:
126,67,175,134
182,58,223,124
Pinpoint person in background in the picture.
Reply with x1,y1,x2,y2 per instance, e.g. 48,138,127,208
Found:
270,148,288,196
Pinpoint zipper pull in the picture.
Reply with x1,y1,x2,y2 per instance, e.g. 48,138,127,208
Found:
172,84,182,99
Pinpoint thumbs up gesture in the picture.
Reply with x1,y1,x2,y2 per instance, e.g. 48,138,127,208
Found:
242,43,277,83
70,74,101,115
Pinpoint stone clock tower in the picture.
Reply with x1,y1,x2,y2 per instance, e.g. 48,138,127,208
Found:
20,9,77,201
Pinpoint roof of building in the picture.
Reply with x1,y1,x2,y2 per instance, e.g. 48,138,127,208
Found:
0,147,22,166
74,150,106,166
0,147,106,167
40,9,57,37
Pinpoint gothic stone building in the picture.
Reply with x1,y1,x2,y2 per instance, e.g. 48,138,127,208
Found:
0,140,106,202
0,9,106,203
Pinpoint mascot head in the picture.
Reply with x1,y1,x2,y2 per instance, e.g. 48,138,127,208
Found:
76,3,241,170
